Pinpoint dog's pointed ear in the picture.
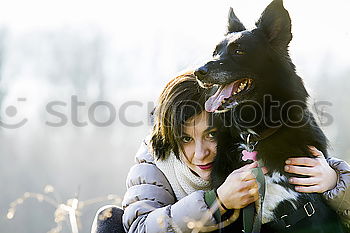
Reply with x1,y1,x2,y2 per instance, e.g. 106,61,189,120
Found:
256,0,292,48
226,7,246,34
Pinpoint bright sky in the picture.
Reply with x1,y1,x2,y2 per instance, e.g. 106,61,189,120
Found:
0,0,349,78
0,0,348,34
0,1,347,20
0,0,349,163
1,0,349,53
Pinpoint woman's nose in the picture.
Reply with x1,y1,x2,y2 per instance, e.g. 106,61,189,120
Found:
194,142,210,159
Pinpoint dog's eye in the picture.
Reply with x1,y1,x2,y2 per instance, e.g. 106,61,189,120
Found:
233,49,245,55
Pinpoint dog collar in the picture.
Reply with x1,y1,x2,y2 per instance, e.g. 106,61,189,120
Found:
240,126,281,152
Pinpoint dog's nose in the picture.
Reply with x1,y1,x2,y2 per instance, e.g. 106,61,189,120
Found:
194,66,208,79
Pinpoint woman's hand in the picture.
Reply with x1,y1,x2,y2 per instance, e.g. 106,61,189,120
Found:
216,162,266,211
285,146,338,193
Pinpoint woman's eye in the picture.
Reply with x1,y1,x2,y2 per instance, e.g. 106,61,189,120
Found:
181,136,192,143
233,49,245,55
207,131,217,139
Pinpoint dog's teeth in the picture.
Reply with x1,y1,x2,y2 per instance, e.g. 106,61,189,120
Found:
233,91,237,95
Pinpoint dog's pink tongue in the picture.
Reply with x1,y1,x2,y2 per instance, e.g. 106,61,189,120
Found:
205,83,235,112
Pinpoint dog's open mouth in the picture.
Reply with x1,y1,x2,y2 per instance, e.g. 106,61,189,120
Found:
205,78,254,113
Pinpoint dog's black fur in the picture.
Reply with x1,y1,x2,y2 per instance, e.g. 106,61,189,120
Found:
195,0,346,232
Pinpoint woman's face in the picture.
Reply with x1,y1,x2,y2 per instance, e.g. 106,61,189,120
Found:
179,111,217,181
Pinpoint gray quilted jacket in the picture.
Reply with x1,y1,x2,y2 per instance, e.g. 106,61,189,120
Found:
122,141,350,232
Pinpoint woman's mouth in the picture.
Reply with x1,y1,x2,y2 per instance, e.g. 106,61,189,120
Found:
197,163,213,170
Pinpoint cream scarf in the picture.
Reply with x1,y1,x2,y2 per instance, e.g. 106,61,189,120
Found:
155,152,211,200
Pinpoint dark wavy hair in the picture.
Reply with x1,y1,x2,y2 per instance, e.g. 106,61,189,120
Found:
150,72,209,160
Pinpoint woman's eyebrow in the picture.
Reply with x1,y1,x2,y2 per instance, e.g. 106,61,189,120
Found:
180,132,190,136
204,127,217,133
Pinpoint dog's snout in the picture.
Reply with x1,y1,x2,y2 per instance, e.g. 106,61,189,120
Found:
194,66,209,80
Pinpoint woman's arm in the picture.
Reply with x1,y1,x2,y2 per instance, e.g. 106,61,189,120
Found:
284,146,338,193
122,142,217,233
123,187,215,233
284,146,350,228
323,156,350,228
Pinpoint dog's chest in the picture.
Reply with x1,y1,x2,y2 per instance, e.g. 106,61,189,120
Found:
259,172,300,224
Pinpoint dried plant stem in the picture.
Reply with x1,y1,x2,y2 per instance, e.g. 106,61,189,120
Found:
7,186,122,233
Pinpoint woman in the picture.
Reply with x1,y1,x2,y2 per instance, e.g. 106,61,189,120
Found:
92,73,350,233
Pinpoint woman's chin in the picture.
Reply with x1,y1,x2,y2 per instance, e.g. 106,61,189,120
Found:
197,170,212,181
189,167,212,181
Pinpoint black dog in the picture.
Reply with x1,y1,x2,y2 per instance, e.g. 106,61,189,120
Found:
195,0,346,232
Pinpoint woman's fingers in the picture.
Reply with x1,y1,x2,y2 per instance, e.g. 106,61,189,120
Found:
285,147,325,167
284,164,317,176
240,171,257,181
239,186,259,207
218,169,261,209
286,146,337,193
261,166,269,174
288,177,319,186
231,162,260,181
286,157,318,167
247,191,259,203
294,185,322,193
241,179,258,190
221,162,268,209
234,162,258,173
308,146,324,157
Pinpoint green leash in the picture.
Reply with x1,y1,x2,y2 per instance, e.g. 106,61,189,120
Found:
243,163,266,233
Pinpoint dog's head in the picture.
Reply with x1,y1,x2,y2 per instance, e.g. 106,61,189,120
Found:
195,0,307,114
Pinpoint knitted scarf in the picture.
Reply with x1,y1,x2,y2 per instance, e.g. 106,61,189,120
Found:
155,152,211,200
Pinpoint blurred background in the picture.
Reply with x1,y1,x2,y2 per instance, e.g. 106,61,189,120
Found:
0,0,349,232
